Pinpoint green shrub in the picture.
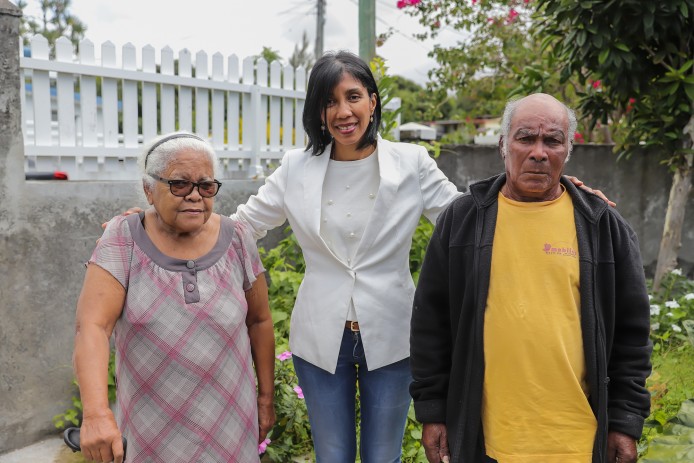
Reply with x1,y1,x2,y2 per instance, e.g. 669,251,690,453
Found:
648,270,694,350
257,231,313,461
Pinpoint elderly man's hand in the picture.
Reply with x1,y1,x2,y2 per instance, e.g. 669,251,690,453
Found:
422,423,450,463
607,431,637,463
101,207,144,230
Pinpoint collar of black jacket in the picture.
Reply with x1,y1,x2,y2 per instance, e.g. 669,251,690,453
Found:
468,173,609,224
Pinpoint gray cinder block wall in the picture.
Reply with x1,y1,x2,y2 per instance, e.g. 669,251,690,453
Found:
1,2,693,453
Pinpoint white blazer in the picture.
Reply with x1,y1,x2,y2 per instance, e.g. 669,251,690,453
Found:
234,137,461,373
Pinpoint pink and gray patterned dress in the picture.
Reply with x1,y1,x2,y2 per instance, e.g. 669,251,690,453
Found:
91,213,265,462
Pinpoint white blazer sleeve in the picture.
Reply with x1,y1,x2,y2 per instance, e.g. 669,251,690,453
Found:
418,148,462,223
232,155,289,241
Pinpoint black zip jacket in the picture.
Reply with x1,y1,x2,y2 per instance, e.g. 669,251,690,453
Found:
410,174,652,463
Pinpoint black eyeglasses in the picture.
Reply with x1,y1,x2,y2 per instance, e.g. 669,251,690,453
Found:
150,174,222,198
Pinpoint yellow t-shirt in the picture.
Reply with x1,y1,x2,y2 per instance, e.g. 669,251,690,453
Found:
482,189,597,463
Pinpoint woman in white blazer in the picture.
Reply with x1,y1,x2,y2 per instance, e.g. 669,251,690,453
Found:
234,51,461,463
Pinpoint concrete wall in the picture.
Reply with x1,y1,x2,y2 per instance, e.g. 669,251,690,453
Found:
2,3,693,454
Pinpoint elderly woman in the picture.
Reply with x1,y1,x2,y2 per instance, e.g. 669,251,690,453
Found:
74,132,275,463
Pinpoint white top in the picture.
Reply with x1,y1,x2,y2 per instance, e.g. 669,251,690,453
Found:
233,137,462,373
320,151,380,322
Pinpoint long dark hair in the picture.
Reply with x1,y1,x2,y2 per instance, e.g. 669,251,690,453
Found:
303,51,382,156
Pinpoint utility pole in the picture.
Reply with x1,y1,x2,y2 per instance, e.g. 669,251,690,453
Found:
315,0,325,60
358,0,375,62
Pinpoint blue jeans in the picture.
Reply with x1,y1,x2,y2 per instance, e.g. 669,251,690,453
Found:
293,328,412,463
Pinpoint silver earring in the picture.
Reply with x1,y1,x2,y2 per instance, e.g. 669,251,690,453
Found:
321,123,325,132
370,115,374,123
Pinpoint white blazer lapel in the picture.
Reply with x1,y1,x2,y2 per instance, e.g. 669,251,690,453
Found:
302,144,332,243
354,139,400,261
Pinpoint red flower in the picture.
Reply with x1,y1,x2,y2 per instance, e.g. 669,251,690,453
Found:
592,80,601,89
574,132,584,144
626,97,636,113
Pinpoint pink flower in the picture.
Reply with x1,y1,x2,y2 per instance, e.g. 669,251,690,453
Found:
472,0,477,4
507,8,519,23
592,80,601,89
293,385,304,399
276,351,292,361
396,0,420,7
258,438,271,454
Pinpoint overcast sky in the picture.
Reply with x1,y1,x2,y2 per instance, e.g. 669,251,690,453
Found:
18,0,465,85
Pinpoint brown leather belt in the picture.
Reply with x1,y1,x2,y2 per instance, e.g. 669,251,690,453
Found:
345,321,360,332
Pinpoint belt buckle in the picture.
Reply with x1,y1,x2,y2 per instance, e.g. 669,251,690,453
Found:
349,321,359,332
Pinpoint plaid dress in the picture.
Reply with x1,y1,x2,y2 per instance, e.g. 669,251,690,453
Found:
91,213,264,462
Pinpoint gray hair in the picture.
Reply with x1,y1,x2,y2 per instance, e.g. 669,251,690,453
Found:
139,132,219,190
500,94,577,161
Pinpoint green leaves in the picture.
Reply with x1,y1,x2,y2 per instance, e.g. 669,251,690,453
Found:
685,84,694,101
530,0,694,164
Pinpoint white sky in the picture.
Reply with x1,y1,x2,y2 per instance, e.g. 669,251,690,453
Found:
17,0,466,85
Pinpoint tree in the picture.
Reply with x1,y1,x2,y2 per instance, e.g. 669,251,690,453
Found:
256,46,283,65
289,31,315,71
529,0,694,289
401,0,576,117
389,75,448,122
16,0,86,53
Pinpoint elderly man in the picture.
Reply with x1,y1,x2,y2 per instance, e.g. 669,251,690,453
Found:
410,93,652,463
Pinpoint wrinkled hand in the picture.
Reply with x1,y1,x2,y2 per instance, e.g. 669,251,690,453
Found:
422,423,450,463
80,412,124,463
101,207,144,230
607,431,637,463
565,175,616,207
257,397,276,443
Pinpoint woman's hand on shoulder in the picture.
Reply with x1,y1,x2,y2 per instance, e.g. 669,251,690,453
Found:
79,411,125,463
565,175,616,207
101,207,144,230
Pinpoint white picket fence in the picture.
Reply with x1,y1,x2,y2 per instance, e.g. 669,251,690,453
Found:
20,36,308,180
